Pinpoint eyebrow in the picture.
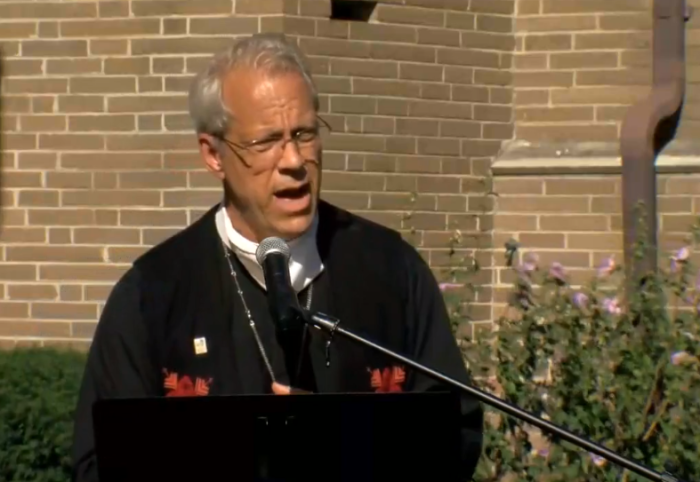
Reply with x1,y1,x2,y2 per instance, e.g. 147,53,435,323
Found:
246,121,319,144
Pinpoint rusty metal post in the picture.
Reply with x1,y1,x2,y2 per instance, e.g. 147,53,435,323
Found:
619,0,688,293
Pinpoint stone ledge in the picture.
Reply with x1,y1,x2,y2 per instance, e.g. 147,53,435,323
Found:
492,140,700,176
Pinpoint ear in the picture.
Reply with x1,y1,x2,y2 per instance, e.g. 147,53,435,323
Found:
198,134,225,180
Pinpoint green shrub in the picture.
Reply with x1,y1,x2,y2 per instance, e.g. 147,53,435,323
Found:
0,347,87,482
443,230,700,482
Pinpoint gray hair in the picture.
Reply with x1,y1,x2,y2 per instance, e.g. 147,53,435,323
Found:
187,33,319,138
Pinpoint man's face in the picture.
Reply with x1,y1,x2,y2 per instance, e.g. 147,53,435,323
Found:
199,68,323,242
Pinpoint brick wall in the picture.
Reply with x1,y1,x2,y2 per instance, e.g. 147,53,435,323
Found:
513,0,652,142
492,0,700,308
0,0,513,347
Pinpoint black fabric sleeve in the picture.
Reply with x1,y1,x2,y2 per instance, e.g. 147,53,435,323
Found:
400,241,484,481
71,267,160,482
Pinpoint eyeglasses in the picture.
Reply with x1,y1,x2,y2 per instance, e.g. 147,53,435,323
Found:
216,116,331,170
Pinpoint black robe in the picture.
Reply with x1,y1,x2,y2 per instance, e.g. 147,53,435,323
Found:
71,200,484,481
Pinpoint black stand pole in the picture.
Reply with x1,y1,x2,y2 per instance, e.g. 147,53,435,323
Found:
303,311,688,482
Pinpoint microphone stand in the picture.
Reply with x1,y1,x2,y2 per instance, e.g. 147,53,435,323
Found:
301,310,688,482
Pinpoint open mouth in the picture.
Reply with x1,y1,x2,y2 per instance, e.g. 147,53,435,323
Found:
274,184,311,200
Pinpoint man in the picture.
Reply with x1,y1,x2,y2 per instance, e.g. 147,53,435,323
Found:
71,33,483,480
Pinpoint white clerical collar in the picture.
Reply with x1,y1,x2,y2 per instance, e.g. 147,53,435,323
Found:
214,203,324,293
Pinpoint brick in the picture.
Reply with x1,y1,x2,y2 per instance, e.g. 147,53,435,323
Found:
119,172,187,189
419,28,460,47
23,40,87,57
70,77,136,94
543,0,649,13
551,86,648,105
494,179,544,195
515,106,594,122
371,43,437,63
46,59,102,75
438,47,499,68
62,190,161,207
19,115,66,132
446,12,475,30
471,0,515,14
375,5,445,27
299,38,371,59
69,115,135,132
516,15,596,31
18,190,59,207
58,96,104,113
540,215,609,231
38,22,59,38
518,124,619,142
132,37,234,55
514,53,547,70
461,31,515,51
104,58,150,75
32,303,97,320
235,0,289,14
0,3,97,19
399,63,443,82
576,69,650,86
409,100,472,120
39,265,128,282
7,285,58,301
0,321,71,338
498,196,589,213
105,134,193,151
478,15,513,33
7,246,104,263
349,22,416,44
99,1,130,18
353,78,420,98
61,19,160,37
90,39,128,55
4,79,67,94
515,71,573,88
0,227,45,243
0,23,36,39
524,34,572,51
190,16,258,35
550,52,619,69
421,83,450,100
599,13,651,30
575,32,650,50
331,59,397,79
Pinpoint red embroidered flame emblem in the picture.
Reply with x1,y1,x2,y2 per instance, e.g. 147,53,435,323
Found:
163,370,212,397
369,366,406,393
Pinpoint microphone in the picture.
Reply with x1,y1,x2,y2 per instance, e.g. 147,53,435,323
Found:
255,237,304,331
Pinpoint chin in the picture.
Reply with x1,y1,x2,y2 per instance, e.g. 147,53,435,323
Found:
272,213,315,241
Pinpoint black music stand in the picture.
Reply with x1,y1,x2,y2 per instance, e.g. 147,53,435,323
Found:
92,391,463,482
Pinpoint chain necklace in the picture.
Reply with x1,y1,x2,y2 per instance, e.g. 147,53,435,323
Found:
222,242,313,383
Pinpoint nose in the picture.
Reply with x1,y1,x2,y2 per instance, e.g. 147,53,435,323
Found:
276,137,305,171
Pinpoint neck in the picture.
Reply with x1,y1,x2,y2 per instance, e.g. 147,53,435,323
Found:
215,203,325,292
224,204,263,243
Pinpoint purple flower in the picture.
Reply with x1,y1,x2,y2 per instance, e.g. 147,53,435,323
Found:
549,262,566,284
670,247,690,273
597,256,615,278
531,448,549,458
572,292,588,309
439,282,464,292
671,351,693,365
602,297,621,315
590,453,607,467
674,246,690,261
517,253,538,273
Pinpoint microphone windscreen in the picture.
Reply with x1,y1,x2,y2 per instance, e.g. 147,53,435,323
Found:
256,237,291,265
